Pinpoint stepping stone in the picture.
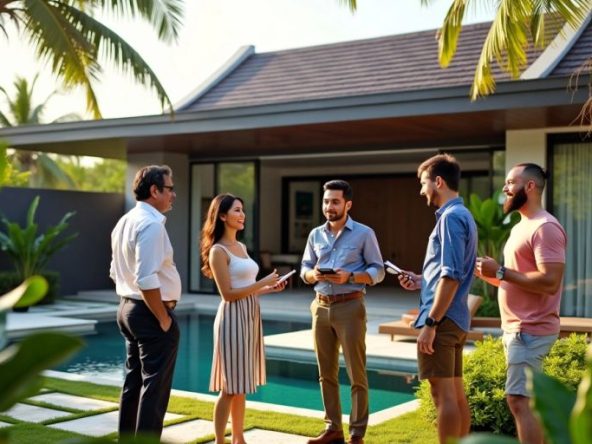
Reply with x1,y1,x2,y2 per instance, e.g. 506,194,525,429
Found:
206,429,306,444
1,403,72,422
49,411,183,437
243,429,307,444
0,421,12,428
28,393,118,411
161,419,213,443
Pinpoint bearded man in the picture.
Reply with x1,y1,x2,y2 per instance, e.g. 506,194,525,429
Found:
475,163,567,444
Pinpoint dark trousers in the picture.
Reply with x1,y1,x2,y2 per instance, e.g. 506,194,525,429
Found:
116,298,180,438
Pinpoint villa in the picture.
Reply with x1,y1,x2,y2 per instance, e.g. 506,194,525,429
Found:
0,14,590,318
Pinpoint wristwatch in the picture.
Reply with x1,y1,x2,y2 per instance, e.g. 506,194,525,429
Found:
425,317,440,328
348,272,356,284
496,266,507,281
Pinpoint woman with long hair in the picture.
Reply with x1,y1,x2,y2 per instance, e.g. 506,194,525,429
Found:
200,193,287,444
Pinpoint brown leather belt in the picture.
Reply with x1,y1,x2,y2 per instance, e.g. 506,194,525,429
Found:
317,291,364,304
163,300,177,310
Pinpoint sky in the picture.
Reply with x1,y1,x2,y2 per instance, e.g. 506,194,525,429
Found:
0,0,496,122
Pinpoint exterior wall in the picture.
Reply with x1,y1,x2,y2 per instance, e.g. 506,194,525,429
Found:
259,155,489,254
0,187,124,295
506,126,588,206
127,152,190,292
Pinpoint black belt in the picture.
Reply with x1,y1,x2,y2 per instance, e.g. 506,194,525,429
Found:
122,297,177,310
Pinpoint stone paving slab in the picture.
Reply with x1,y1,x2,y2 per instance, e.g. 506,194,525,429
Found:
161,419,213,443
1,403,72,422
48,411,183,437
28,393,118,411
205,428,308,444
244,428,308,444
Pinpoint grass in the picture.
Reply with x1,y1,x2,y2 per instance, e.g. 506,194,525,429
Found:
0,377,438,443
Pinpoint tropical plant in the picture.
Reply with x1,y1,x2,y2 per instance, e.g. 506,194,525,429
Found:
458,341,592,444
0,146,83,444
0,74,79,188
55,156,126,193
0,141,28,186
0,0,184,118
468,191,520,315
339,1,591,101
0,195,77,282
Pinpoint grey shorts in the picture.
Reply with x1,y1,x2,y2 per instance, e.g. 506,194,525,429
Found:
502,331,557,397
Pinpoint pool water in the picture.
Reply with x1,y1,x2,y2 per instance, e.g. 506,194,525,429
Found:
57,313,417,412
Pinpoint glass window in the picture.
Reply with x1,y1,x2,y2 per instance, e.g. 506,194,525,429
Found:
552,141,592,317
217,163,256,252
190,164,215,292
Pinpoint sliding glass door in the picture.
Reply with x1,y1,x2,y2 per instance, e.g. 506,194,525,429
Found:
551,139,592,317
189,161,257,292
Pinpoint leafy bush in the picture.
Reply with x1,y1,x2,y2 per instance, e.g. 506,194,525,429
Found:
417,334,588,436
468,192,520,316
0,271,60,306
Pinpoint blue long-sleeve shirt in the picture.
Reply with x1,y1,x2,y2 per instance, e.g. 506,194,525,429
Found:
300,216,385,295
415,197,477,332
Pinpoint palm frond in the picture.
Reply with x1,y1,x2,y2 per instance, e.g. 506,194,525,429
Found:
438,0,470,68
63,4,173,113
0,111,14,127
336,0,357,13
51,112,82,123
23,0,102,117
94,0,184,43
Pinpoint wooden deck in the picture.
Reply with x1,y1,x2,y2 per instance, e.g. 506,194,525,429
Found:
378,316,592,343
470,316,592,338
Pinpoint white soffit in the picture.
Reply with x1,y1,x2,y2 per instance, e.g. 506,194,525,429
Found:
522,11,592,80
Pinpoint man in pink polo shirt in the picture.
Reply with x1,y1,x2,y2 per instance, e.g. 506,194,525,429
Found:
475,163,566,444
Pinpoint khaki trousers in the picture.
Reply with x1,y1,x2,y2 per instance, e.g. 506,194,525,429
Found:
310,296,368,437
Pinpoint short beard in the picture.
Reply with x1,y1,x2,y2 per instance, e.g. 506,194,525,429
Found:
325,210,345,222
503,187,527,214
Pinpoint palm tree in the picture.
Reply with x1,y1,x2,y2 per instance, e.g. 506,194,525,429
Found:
0,0,184,119
339,0,591,100
0,75,78,188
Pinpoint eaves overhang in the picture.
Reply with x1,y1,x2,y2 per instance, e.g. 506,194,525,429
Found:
0,76,588,149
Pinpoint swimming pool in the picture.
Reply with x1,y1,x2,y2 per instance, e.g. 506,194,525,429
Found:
57,313,417,413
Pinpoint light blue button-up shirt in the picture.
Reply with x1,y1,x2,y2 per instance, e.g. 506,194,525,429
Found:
415,197,477,332
300,216,385,295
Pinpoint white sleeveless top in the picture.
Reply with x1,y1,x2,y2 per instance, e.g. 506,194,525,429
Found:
215,243,259,287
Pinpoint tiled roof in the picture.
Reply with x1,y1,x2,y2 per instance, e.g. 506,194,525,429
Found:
184,17,569,111
551,19,592,76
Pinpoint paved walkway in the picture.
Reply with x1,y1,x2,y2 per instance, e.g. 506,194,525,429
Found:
0,390,307,442
0,375,419,443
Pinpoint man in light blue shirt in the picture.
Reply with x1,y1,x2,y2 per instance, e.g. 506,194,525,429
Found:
399,154,477,444
301,179,384,444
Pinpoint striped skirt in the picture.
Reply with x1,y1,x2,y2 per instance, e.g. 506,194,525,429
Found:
209,294,266,394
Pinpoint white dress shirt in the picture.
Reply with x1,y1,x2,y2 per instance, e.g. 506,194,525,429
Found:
110,201,181,301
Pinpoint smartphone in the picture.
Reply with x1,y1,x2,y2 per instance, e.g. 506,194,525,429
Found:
277,269,296,284
384,260,403,275
318,267,337,275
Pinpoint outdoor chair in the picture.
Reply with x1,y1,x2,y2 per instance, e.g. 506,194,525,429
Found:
378,294,485,342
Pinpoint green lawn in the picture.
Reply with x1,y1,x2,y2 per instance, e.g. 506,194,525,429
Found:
1,377,438,443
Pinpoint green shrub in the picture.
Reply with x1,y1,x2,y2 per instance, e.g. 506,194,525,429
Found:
0,271,59,305
416,334,588,436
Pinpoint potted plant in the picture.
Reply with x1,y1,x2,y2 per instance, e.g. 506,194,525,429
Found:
0,195,77,309
467,192,520,316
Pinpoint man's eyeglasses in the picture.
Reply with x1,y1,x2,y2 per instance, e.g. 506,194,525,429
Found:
162,185,175,192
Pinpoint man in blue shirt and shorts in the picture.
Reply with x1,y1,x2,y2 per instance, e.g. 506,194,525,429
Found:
399,154,477,444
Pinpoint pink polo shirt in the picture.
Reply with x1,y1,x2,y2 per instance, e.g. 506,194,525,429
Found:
499,210,567,335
